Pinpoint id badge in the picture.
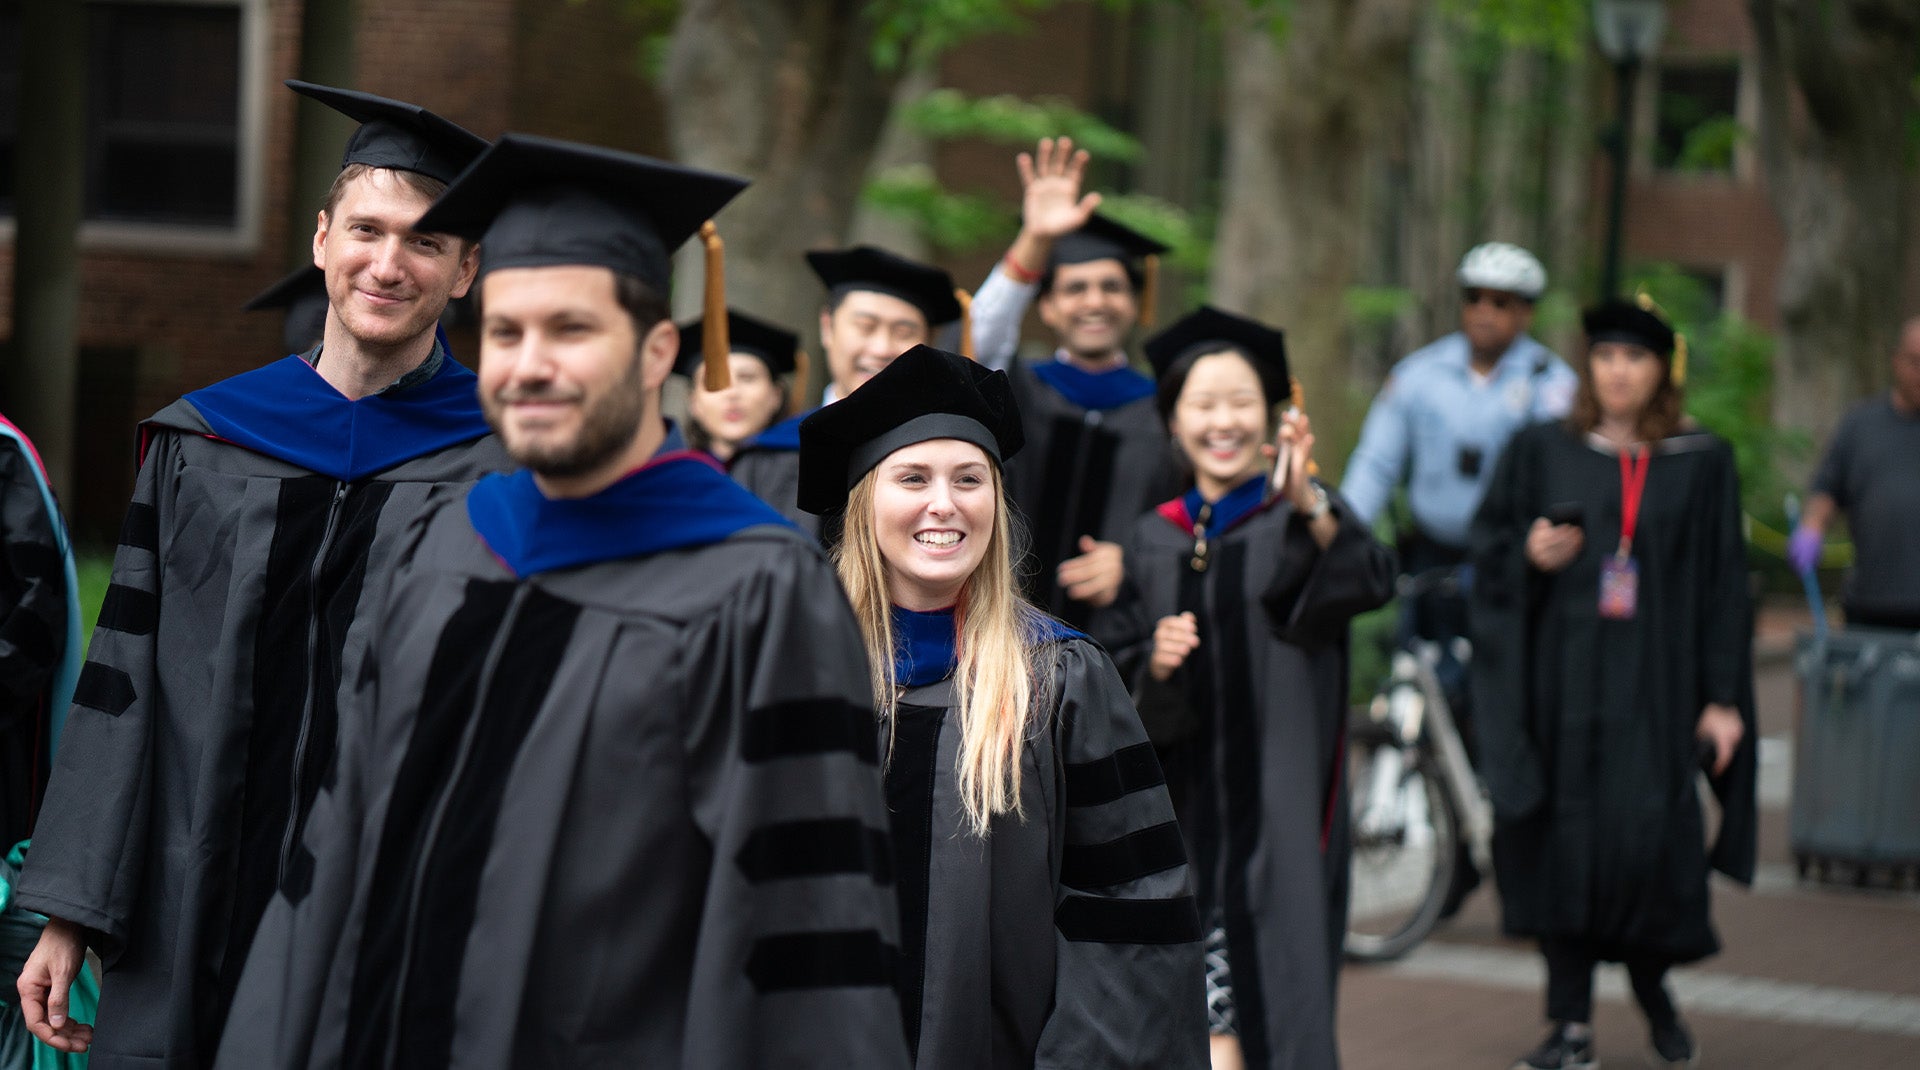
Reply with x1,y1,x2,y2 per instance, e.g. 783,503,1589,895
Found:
1598,554,1639,620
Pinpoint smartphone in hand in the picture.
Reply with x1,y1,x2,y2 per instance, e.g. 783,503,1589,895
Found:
1544,501,1586,529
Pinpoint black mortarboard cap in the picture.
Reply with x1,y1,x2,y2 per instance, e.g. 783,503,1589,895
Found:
807,246,963,326
286,80,488,185
1049,213,1170,269
674,310,800,379
413,133,747,292
242,264,329,354
1582,298,1676,359
1143,305,1291,402
796,345,1023,515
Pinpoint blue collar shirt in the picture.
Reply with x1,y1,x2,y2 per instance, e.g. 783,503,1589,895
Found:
1340,331,1576,547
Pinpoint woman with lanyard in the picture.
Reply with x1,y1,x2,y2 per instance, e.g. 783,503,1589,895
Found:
1469,297,1756,1070
672,309,802,462
795,344,1205,1070
1093,307,1394,1070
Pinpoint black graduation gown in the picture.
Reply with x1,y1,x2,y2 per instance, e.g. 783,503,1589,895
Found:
1002,360,1183,628
1468,422,1757,964
888,631,1206,1069
215,457,908,1070
15,354,507,1070
1094,481,1395,1070
726,411,817,537
0,433,71,850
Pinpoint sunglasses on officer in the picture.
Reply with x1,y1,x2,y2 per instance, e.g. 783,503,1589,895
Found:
1462,288,1526,311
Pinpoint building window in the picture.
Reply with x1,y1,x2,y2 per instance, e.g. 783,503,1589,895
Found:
1653,60,1743,175
0,0,265,249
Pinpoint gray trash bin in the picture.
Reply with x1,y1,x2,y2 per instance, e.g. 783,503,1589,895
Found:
1790,627,1920,882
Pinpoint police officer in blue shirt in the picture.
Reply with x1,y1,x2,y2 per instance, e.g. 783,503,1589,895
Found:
1344,242,1576,547
1342,242,1575,915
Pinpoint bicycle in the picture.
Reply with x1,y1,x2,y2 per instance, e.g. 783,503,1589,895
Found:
1344,567,1494,962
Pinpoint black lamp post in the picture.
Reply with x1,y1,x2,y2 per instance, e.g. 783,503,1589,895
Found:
1594,0,1666,300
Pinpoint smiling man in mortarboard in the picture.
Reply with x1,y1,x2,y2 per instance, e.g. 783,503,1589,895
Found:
966,138,1185,628
14,82,507,1068
727,245,962,538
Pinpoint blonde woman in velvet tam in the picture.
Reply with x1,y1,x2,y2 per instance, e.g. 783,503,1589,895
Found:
798,345,1205,1070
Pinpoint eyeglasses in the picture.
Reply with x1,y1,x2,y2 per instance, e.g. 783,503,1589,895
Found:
1462,289,1523,311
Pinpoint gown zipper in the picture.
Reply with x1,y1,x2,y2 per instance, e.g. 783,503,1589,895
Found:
278,479,351,885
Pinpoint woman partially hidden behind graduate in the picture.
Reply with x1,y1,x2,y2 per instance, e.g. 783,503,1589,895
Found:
1095,308,1395,1070
1470,298,1757,1070
672,308,801,463
797,344,1206,1069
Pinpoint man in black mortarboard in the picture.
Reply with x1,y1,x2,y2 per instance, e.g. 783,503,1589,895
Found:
14,82,507,1069
212,133,908,1070
242,263,330,355
966,137,1184,628
727,245,962,536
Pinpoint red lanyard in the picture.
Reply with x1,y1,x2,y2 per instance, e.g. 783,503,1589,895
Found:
1617,447,1651,557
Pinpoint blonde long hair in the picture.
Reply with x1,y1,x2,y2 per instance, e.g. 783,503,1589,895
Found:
833,461,1053,836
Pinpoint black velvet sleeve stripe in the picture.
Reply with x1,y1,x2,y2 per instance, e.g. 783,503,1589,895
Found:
1055,894,1202,945
1060,820,1189,890
740,698,878,765
119,501,159,551
95,583,160,636
9,541,63,579
1063,741,1167,807
72,662,137,717
744,930,898,993
735,818,893,886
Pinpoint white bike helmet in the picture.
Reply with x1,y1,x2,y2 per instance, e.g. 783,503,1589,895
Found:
1457,242,1546,301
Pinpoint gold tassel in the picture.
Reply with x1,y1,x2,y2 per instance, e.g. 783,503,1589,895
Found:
1288,377,1319,476
1634,289,1686,387
1139,253,1160,329
699,221,730,392
956,288,974,360
789,348,810,413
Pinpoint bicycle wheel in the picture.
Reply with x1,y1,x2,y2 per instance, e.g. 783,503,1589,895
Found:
1343,715,1459,962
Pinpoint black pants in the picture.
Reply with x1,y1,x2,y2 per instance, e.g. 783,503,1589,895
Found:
1541,937,1677,1026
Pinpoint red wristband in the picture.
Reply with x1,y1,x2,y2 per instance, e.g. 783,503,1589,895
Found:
1002,252,1042,285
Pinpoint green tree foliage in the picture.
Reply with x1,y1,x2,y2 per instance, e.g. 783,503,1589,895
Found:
900,89,1143,159
1440,0,1587,56
864,90,1193,258
868,0,1056,70
862,165,1016,253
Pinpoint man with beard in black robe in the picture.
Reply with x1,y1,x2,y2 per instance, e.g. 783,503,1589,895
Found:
14,83,503,1069
214,133,907,1069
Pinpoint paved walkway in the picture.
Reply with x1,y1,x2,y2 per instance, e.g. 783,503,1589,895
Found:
1336,603,1920,1068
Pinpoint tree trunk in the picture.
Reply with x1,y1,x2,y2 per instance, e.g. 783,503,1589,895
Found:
3,0,87,501
662,0,901,401
847,64,937,260
1400,7,1471,349
1210,0,1419,469
1749,0,1920,447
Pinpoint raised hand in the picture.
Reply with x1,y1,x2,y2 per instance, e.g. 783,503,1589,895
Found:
1015,136,1101,241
